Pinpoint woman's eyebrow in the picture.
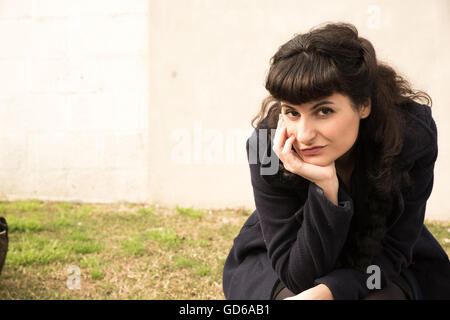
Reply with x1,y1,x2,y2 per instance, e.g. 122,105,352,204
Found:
281,100,335,111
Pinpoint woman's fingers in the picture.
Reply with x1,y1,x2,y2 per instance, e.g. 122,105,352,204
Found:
272,114,286,154
282,134,295,154
273,116,302,171
273,115,306,176
282,136,305,174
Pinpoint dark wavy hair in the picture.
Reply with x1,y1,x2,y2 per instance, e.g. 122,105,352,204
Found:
252,22,432,272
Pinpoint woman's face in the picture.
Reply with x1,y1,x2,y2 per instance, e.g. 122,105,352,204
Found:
280,92,371,167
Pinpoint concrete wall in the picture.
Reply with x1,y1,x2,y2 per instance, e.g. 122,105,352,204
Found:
1,0,449,220
0,0,150,202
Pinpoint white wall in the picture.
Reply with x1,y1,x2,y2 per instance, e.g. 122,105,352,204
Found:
0,0,150,202
0,0,449,220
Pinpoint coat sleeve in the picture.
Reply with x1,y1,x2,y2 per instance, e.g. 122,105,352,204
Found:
313,109,439,299
247,133,355,294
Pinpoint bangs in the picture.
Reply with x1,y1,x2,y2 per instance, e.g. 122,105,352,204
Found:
265,52,343,105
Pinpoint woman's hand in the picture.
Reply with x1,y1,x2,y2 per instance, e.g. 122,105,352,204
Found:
272,114,339,205
284,284,334,300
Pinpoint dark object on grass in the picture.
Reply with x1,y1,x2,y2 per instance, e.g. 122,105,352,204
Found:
0,217,8,276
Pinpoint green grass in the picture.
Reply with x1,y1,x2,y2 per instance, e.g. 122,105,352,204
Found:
0,200,249,299
120,238,147,256
175,205,204,219
147,228,182,248
0,199,448,299
137,207,155,216
7,216,44,233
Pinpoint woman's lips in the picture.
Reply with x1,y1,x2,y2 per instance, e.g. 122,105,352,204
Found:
301,146,325,155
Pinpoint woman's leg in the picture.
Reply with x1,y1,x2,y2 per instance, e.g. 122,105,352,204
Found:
274,286,296,300
363,281,407,300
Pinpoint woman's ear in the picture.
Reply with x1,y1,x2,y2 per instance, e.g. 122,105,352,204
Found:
359,99,371,119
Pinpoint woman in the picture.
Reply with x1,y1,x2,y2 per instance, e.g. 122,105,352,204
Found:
222,22,450,300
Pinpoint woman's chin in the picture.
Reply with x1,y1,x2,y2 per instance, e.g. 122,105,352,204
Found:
303,157,333,167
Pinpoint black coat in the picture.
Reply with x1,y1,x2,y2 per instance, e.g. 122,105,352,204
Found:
223,101,450,300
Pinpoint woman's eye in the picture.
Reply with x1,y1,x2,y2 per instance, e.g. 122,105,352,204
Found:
284,110,299,117
318,107,334,116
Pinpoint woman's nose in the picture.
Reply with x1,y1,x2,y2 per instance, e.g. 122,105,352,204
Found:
294,119,316,145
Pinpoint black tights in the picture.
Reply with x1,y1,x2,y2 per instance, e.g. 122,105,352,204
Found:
274,281,408,300
362,281,408,300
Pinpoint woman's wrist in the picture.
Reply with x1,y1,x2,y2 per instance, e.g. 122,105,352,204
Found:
315,177,339,206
